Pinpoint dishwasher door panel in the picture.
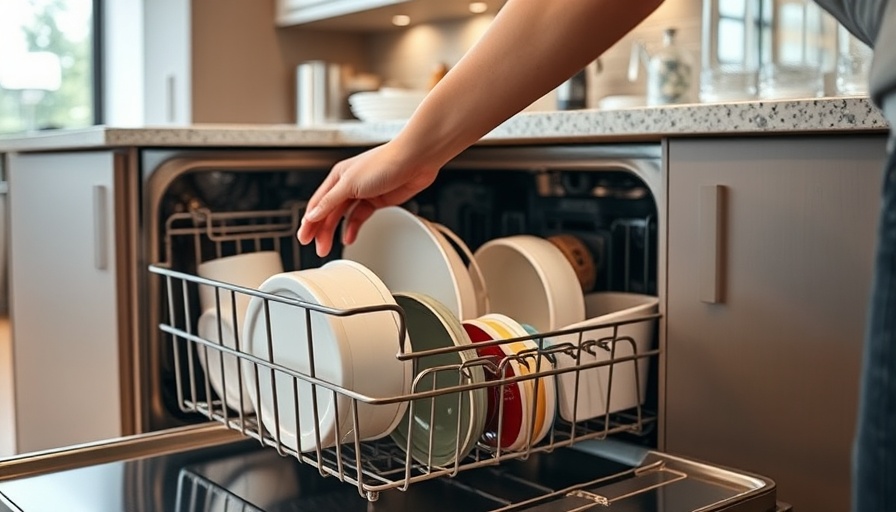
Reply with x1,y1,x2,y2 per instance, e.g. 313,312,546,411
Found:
0,429,777,512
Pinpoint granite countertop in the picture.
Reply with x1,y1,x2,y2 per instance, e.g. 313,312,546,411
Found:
0,97,889,152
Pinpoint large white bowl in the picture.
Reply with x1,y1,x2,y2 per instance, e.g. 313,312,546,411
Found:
548,292,658,422
473,235,586,332
343,206,478,320
241,260,410,452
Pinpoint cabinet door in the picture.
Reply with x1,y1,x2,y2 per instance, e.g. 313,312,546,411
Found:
276,0,408,26
665,135,887,512
8,151,123,454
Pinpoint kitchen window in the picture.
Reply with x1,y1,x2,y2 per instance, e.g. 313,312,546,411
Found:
0,0,100,134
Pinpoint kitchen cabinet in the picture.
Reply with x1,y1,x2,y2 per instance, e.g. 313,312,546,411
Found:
664,135,888,512
277,0,408,26
275,0,504,30
7,151,132,454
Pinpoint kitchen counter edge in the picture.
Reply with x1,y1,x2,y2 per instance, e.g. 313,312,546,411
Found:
0,97,888,152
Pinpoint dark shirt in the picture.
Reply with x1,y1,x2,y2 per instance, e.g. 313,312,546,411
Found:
815,0,896,105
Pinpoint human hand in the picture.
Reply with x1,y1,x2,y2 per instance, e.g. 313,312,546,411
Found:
297,141,440,257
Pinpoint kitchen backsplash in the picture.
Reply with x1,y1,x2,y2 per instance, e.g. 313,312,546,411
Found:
362,0,700,111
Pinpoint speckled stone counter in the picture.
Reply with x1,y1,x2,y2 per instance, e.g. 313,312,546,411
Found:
0,97,889,152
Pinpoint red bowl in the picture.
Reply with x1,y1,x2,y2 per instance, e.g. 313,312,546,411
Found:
462,321,529,451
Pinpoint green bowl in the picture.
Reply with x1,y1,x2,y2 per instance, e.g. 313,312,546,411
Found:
391,292,486,468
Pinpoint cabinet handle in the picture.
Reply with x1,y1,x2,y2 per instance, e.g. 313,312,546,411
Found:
166,74,176,123
93,185,108,270
699,185,726,303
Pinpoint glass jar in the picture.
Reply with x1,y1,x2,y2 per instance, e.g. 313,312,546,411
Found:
700,0,761,103
757,0,837,99
835,24,873,96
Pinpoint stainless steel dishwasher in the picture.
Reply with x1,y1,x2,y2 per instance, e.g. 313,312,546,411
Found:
0,144,787,511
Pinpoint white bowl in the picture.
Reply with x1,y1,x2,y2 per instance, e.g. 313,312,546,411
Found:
241,260,410,452
348,89,427,121
548,292,658,422
195,251,283,411
197,309,254,414
196,251,284,312
473,235,586,332
343,206,478,320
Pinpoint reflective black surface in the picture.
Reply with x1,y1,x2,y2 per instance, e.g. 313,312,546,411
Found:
0,439,776,512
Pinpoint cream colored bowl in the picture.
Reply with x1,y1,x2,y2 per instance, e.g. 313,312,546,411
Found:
473,235,586,332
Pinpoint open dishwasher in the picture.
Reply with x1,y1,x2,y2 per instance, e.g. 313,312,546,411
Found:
0,144,784,511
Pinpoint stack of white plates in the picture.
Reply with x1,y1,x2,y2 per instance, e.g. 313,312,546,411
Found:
349,89,428,122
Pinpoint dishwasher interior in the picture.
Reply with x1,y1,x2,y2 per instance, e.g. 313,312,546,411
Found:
99,144,779,511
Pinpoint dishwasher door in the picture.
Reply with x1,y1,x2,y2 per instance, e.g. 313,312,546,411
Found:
0,426,778,512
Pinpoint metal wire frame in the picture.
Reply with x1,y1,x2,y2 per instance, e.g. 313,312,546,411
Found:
153,205,660,502
150,263,659,502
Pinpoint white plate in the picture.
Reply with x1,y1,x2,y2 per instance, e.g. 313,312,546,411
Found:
426,221,482,318
343,206,478,320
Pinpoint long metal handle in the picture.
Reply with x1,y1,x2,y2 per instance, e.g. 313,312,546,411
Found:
699,184,725,303
93,184,108,270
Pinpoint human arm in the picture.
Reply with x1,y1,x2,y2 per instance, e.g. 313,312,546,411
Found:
297,0,665,257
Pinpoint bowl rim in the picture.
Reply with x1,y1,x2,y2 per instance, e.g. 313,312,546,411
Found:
474,235,586,331
242,271,351,452
343,206,472,320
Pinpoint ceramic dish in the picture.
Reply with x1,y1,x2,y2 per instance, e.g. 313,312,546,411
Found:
241,260,409,452
306,260,413,436
548,292,659,422
195,251,284,413
196,251,284,312
343,206,478,320
478,314,556,447
391,292,486,467
197,308,254,414
473,235,585,332
462,320,530,451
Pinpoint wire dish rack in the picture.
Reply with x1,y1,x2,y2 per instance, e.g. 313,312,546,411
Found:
150,206,661,502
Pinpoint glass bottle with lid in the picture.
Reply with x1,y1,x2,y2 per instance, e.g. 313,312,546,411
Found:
646,27,696,106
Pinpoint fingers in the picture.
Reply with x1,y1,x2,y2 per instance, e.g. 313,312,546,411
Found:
311,199,352,257
303,166,342,222
297,174,350,246
342,200,377,246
